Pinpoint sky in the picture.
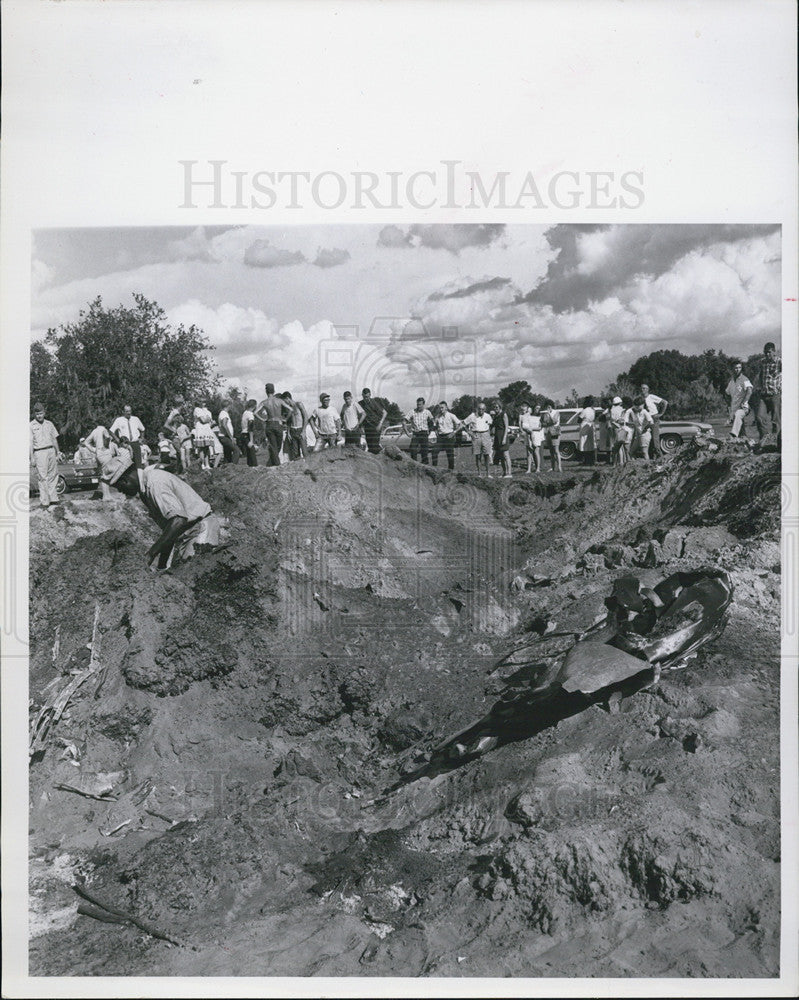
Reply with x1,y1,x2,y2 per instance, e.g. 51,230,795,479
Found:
31,223,781,408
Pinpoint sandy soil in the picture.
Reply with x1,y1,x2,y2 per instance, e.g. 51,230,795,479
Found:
28,436,781,978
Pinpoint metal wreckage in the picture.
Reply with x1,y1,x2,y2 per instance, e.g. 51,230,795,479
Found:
379,568,733,795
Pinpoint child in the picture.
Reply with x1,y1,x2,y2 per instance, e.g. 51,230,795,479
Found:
157,430,178,470
175,422,193,473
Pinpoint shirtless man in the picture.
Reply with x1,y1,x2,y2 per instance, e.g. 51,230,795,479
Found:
256,383,293,466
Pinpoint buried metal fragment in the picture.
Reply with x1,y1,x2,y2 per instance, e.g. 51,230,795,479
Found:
379,568,733,792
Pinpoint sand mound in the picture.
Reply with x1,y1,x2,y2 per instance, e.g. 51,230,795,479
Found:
29,442,781,977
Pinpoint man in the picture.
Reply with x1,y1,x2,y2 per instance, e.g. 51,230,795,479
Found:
29,403,63,508
463,401,493,478
432,401,462,471
754,341,781,447
640,383,668,459
216,404,240,464
73,438,94,464
403,397,435,465
256,383,294,466
239,399,258,466
112,463,222,569
110,404,146,487
282,392,308,460
725,361,753,439
625,396,654,461
311,393,341,450
358,388,387,455
340,391,365,447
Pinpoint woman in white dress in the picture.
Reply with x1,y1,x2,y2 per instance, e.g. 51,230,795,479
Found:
577,395,597,467
192,398,214,471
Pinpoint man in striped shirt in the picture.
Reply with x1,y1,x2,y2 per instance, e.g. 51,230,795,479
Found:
754,341,781,447
403,397,435,465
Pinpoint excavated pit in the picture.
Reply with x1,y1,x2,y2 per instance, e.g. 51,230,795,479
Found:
29,441,781,978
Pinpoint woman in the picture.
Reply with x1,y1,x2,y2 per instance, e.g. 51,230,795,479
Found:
626,396,654,461
491,401,512,478
541,403,562,472
192,398,214,471
577,395,597,466
519,401,544,474
595,397,612,463
608,395,629,467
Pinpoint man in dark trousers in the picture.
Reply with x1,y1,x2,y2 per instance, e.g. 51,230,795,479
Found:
754,341,781,448
256,383,293,466
358,387,387,455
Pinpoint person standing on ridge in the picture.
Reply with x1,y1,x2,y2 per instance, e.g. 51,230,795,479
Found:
403,397,435,465
432,401,462,471
30,403,63,509
725,361,753,439
311,393,341,450
754,341,781,448
282,391,309,460
640,383,668,459
358,388,387,455
256,383,294,466
239,399,258,466
340,391,366,448
463,401,492,478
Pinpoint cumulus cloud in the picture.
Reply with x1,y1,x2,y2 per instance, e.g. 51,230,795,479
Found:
377,223,505,254
413,227,781,398
312,247,351,269
377,225,413,249
522,223,781,312
31,259,54,295
167,226,217,263
243,239,306,268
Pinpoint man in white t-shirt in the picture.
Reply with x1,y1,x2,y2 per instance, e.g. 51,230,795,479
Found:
640,384,668,458
239,400,258,466
312,393,341,450
340,391,366,447
403,397,435,465
725,362,753,439
216,406,240,463
463,402,493,477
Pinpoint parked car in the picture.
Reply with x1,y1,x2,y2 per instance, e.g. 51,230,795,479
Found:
553,409,714,460
29,460,100,497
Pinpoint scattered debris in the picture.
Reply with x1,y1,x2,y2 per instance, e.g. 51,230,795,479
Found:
30,605,105,759
53,783,119,803
99,819,131,837
73,883,186,947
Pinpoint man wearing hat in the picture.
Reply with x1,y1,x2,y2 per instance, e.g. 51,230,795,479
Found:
30,403,64,508
110,463,223,568
311,393,341,450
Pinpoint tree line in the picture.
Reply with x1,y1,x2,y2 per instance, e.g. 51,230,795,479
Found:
31,295,763,448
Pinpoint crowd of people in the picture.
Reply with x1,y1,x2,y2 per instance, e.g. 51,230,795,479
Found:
30,342,782,507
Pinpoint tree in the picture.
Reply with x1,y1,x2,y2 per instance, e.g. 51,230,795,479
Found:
373,396,404,424
680,375,726,420
31,295,220,448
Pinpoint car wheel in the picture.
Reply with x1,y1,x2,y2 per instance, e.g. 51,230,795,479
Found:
56,475,68,496
660,433,682,455
558,440,577,460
